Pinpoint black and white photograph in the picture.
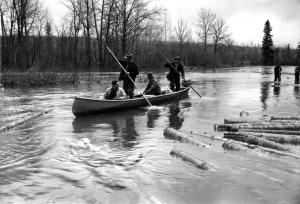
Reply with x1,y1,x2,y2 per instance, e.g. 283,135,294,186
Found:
0,0,300,203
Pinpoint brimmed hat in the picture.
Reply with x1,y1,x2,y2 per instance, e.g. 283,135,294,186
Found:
147,72,154,79
174,56,181,60
125,53,133,59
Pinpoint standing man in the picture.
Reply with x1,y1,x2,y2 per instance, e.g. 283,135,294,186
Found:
295,66,300,84
118,53,139,98
164,56,185,91
274,62,282,84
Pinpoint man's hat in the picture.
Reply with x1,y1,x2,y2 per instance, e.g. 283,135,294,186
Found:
174,56,181,60
126,53,133,59
147,72,154,79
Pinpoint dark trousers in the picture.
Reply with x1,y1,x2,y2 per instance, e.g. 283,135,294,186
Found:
170,79,180,91
274,74,281,82
295,74,299,84
124,87,135,98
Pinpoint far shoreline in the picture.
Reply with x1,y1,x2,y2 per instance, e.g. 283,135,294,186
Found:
0,65,297,87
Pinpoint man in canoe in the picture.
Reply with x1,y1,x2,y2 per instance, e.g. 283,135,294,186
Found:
143,73,161,95
118,53,139,98
104,80,127,100
164,56,185,91
274,61,282,84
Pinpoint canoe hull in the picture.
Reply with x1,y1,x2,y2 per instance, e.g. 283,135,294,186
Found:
72,87,190,116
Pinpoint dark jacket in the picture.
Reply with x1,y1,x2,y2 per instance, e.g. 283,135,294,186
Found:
295,66,300,75
119,61,139,88
274,66,282,75
164,62,184,81
144,79,161,95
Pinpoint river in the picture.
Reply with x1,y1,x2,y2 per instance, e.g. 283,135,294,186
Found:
0,67,299,204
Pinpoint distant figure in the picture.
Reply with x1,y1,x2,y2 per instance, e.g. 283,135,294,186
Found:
104,80,126,100
143,73,161,95
240,111,249,117
164,56,185,91
118,53,139,98
274,62,282,83
295,66,300,84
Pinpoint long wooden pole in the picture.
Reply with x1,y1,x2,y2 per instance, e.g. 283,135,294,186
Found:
0,38,1,84
0,32,2,89
158,51,202,98
104,44,152,107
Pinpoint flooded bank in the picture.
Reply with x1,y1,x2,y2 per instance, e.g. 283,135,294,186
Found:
1,72,158,87
0,66,299,204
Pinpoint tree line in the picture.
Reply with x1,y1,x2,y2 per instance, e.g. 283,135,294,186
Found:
0,0,299,72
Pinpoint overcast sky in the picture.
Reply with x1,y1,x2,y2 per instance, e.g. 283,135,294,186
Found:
45,0,300,47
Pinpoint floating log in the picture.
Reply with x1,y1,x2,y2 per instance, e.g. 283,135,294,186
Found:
265,120,300,124
222,140,300,159
0,110,52,133
271,116,300,121
222,140,248,151
224,132,290,152
214,124,239,131
187,131,226,142
164,127,210,148
239,129,300,135
170,148,209,170
239,131,300,144
215,122,300,131
224,118,265,124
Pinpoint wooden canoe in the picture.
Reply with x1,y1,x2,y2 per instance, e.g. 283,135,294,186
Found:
72,87,190,116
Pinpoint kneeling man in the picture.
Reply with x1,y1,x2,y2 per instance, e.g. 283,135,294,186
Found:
104,80,126,100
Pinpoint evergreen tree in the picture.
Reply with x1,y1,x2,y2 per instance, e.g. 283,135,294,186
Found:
262,20,274,65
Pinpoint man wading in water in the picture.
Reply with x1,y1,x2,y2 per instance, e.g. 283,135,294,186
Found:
118,53,139,99
274,62,282,84
295,66,300,84
164,56,185,91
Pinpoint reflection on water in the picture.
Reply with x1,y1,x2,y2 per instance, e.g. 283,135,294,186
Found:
147,109,161,128
273,86,280,96
260,81,270,110
111,115,139,149
168,101,185,130
294,86,300,98
72,109,147,149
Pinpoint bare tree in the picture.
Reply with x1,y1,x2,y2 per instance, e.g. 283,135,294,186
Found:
91,0,104,68
0,1,7,37
117,0,161,56
64,0,93,68
103,0,116,66
212,18,230,54
11,0,42,69
174,18,189,56
55,22,69,68
196,8,216,51
80,0,92,68
64,0,81,69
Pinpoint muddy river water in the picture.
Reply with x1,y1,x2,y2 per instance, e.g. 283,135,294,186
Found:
0,67,299,204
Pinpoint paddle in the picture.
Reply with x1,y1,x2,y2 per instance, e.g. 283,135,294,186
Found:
104,43,153,107
157,51,202,98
